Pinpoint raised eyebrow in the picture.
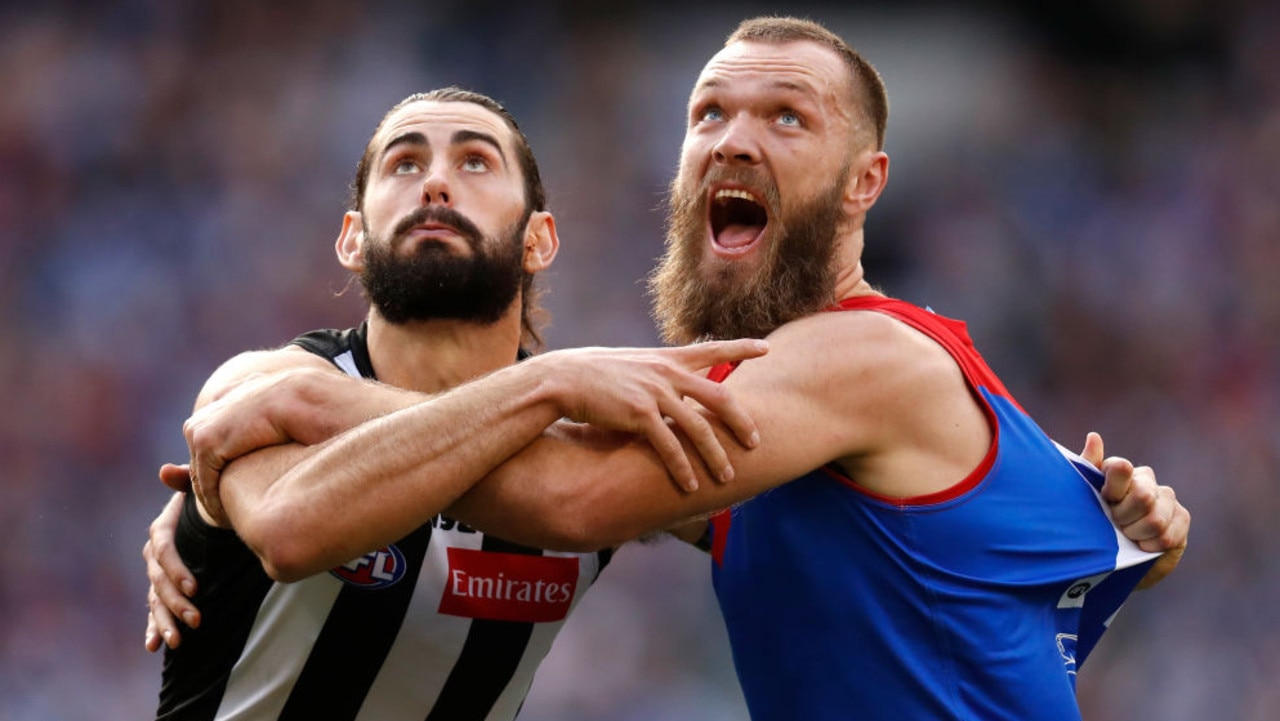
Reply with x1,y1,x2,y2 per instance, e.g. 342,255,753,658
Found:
451,129,507,165
687,77,719,106
689,77,815,105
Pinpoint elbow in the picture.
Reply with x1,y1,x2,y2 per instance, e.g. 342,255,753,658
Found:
236,507,326,583
535,451,669,551
544,484,636,552
536,520,615,554
257,541,317,584
476,479,622,553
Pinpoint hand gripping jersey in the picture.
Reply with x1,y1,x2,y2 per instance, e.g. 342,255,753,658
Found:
157,323,611,721
708,297,1159,721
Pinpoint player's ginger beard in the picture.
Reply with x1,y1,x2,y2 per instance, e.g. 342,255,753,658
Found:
649,163,850,345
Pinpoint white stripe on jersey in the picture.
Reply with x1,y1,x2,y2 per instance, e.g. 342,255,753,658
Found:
354,528,486,721
215,575,345,719
172,329,609,721
1054,441,1163,570
483,549,604,721
333,350,360,379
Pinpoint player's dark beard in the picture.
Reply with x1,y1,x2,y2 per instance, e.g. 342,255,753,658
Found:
360,205,529,326
649,164,849,345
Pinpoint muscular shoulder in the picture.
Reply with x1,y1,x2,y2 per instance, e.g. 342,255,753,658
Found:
740,306,955,397
723,305,975,472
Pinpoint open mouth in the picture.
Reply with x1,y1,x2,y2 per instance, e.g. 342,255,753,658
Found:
710,188,768,252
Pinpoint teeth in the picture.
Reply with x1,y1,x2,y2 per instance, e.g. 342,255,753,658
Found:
714,188,758,203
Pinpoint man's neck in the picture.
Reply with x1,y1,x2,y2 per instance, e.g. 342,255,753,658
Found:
828,226,884,302
363,310,525,395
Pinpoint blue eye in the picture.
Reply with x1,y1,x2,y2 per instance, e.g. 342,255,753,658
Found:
392,159,419,174
461,155,489,172
778,111,801,127
701,107,725,122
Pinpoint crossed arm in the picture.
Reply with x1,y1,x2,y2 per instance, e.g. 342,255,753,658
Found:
145,313,1189,650
176,339,770,575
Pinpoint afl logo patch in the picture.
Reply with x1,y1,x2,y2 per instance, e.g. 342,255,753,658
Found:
330,545,407,589
1057,571,1111,609
1066,581,1092,599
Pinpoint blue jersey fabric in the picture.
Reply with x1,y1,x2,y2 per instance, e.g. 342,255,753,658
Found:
709,297,1158,721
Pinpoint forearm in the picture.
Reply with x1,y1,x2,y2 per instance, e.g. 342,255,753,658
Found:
264,369,427,445
223,360,569,580
444,335,871,551
447,425,729,551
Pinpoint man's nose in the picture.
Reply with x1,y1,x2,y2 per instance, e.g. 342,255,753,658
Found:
712,120,761,165
421,166,452,206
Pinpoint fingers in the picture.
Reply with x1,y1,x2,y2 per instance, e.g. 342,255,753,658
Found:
1168,498,1191,551
147,493,202,634
679,374,760,451
1106,463,1154,529
1135,501,1190,589
677,338,769,371
146,585,181,651
666,340,767,488
626,381,736,492
550,339,768,492
1134,486,1190,553
664,345,767,488
150,492,194,591
645,416,701,492
191,458,228,526
145,604,162,653
144,541,184,651
1110,470,1182,547
159,463,193,492
185,414,229,525
1079,431,1104,468
1095,448,1191,581
671,339,765,456
1099,456,1135,505
192,464,228,526
658,396,729,491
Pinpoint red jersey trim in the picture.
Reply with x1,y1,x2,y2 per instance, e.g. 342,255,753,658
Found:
707,296,1008,509
829,296,1008,506
834,296,1024,413
709,509,732,566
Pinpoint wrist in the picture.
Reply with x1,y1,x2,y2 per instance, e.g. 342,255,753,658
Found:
518,351,575,419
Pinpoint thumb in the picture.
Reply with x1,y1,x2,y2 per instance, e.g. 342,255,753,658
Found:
1080,432,1104,469
159,463,193,492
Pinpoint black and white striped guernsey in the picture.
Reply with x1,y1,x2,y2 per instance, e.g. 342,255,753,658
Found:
157,323,612,721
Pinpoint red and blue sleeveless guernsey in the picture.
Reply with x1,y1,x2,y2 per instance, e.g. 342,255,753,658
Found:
707,296,1159,721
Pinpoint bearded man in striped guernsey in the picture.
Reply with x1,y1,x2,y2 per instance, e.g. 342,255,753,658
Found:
147,87,765,721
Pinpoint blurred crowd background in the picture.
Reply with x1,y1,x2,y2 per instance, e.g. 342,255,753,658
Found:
1,0,1276,718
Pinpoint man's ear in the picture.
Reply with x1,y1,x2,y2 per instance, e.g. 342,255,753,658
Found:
522,210,560,273
335,211,365,272
844,150,889,216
